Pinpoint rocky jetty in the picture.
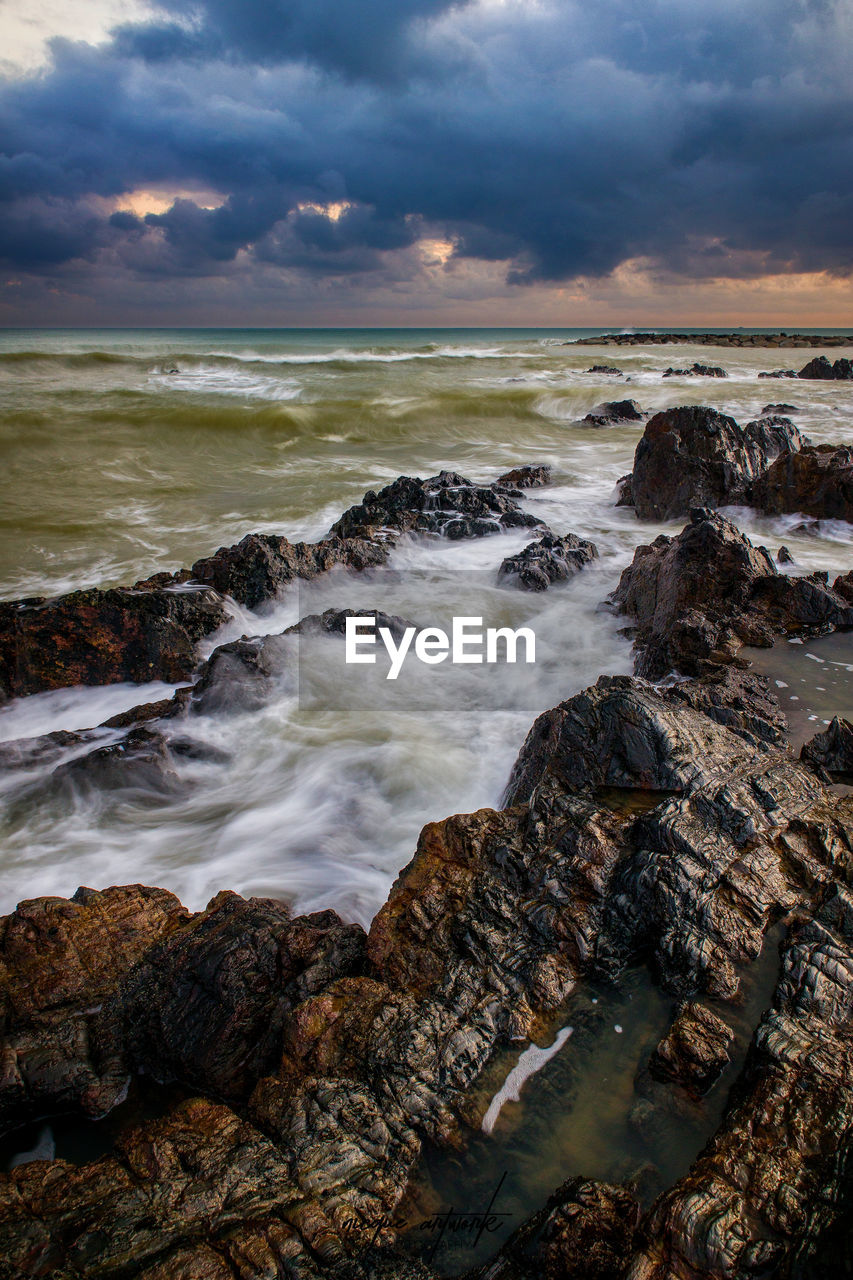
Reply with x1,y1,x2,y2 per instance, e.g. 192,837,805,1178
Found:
574,331,853,348
610,508,853,677
798,354,853,380
663,363,726,378
619,405,807,521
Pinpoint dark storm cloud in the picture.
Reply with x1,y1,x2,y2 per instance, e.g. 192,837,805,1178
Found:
1,0,852,299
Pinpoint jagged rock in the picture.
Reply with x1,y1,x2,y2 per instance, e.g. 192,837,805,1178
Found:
802,717,853,782
0,584,228,702
0,886,189,1134
648,1002,733,1094
497,464,552,488
499,532,598,590
751,443,853,523
580,400,644,427
101,687,191,728
46,726,184,796
285,608,417,642
761,402,799,415
758,368,798,378
114,892,366,1101
777,545,794,564
663,364,727,378
610,509,853,677
329,471,544,542
798,355,853,380
190,633,295,715
629,890,853,1279
587,365,624,375
189,532,389,610
834,570,853,604
472,1177,640,1279
624,406,807,521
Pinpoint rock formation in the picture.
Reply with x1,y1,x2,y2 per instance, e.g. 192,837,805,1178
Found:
499,531,598,590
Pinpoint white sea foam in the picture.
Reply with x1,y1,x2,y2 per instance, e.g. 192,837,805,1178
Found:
481,1027,573,1134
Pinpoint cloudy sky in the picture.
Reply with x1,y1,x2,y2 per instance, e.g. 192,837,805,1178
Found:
1,0,852,325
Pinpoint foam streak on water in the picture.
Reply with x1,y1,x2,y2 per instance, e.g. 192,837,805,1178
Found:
1,327,852,922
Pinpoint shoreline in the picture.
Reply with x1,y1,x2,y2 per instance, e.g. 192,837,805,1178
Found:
573,330,853,347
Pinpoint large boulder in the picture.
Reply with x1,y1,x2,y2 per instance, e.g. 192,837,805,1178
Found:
580,399,644,426
648,1002,733,1095
610,509,853,677
751,443,853,523
625,406,807,521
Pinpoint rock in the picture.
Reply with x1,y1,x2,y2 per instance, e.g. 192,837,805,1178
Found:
45,726,184,797
580,400,644,426
574,333,852,349
751,443,853,523
798,355,853,380
777,545,794,564
329,471,544,542
758,368,798,378
286,608,419,643
0,885,189,1134
0,584,228,702
663,364,727,378
648,1002,733,1094
499,531,598,591
834,570,853,604
497,464,552,488
188,532,389,610
625,405,807,522
610,509,853,677
587,365,624,375
629,896,853,1279
761,402,799,415
189,633,295,716
472,1177,640,1279
114,892,366,1101
801,717,853,782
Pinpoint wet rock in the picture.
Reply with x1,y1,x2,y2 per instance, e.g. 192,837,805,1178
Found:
189,532,389,610
777,544,794,564
629,897,853,1279
114,892,366,1101
0,885,189,1133
329,471,544,542
625,405,807,521
611,508,853,677
758,368,798,378
580,400,644,427
798,354,853,380
190,632,294,715
0,584,228,702
499,531,598,590
801,717,853,782
473,1177,640,1279
761,402,799,414
751,443,853,523
497,464,552,488
587,365,624,375
834,570,853,604
101,687,192,728
663,364,727,378
47,726,184,797
648,1002,733,1094
285,607,418,643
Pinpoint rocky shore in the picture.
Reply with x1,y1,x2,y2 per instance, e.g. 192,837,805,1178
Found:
573,331,853,349
1,432,852,1279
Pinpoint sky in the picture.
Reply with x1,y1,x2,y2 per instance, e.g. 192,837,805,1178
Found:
1,0,852,326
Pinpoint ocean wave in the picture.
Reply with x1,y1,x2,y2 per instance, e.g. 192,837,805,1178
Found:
148,364,302,401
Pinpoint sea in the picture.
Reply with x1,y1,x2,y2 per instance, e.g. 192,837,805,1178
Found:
1,326,852,927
